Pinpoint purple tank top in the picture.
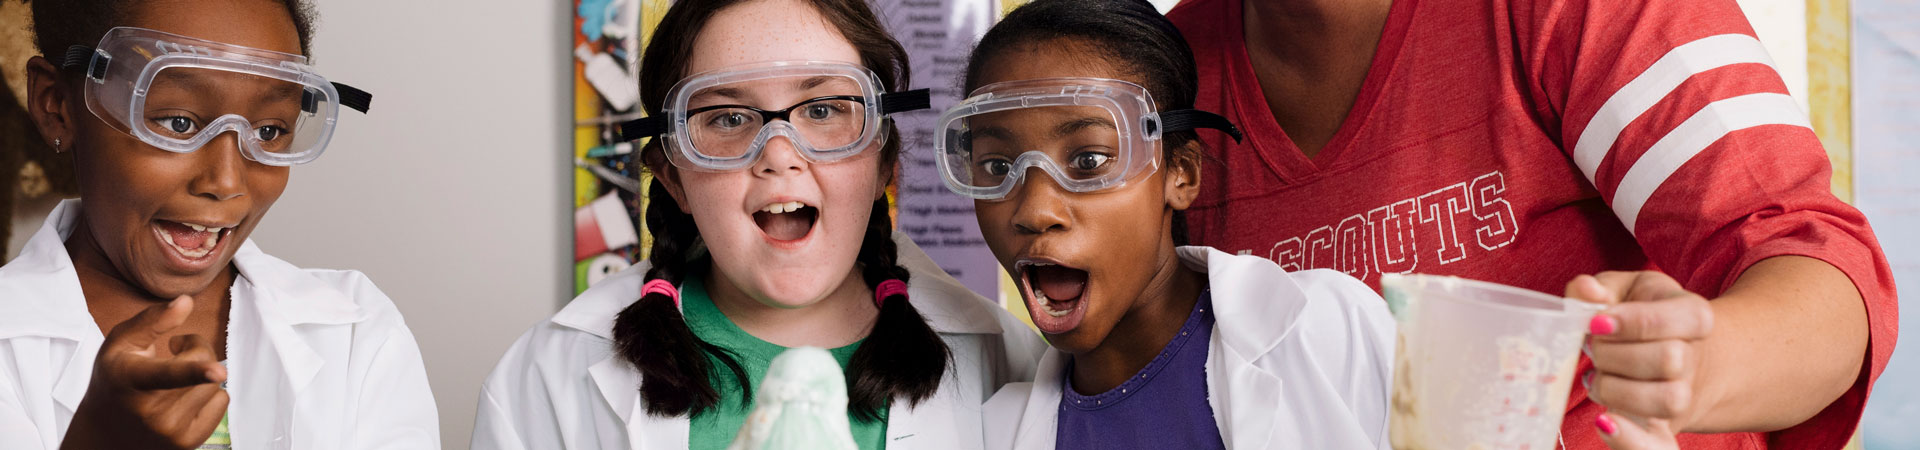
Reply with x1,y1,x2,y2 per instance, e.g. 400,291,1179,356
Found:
1055,292,1226,449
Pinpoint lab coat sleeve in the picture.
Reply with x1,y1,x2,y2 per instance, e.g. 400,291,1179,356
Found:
337,274,441,449
470,323,597,450
472,383,531,450
470,331,545,450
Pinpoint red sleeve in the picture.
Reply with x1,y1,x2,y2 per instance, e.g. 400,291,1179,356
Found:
1510,0,1899,446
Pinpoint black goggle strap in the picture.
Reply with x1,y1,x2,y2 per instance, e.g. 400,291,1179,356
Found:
65,45,373,114
62,45,108,80
617,88,933,143
329,83,374,114
1159,109,1244,143
880,88,931,115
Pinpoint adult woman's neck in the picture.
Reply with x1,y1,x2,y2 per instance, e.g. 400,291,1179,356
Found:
1069,243,1207,395
703,266,881,349
1241,0,1392,157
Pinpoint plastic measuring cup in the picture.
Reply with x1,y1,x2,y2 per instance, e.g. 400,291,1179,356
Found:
1382,273,1606,450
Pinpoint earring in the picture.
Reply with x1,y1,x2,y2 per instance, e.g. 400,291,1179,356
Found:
53,138,62,152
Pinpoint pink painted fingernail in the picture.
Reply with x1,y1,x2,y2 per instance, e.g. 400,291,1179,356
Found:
1596,414,1618,435
1590,315,1617,335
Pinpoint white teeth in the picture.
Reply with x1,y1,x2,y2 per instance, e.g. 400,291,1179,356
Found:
1033,289,1072,317
761,201,809,214
187,223,207,232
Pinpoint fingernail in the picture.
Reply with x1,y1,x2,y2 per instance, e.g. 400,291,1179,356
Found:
1590,314,1617,335
1596,414,1617,435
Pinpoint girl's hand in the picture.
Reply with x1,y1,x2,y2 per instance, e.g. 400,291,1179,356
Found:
1565,272,1714,449
61,296,229,450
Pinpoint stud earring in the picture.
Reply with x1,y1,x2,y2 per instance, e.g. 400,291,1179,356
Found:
53,138,62,152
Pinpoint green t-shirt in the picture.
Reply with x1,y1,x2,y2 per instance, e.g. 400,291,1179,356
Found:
681,277,887,450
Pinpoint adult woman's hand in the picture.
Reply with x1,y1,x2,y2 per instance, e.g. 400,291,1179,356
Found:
61,296,228,450
1567,271,1709,450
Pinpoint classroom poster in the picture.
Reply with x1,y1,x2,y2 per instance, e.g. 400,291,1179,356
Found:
875,0,1007,302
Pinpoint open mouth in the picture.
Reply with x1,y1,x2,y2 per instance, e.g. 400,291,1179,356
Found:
152,219,231,262
1019,259,1090,334
752,201,819,243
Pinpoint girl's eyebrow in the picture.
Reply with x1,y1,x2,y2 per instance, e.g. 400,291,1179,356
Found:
796,75,851,90
1054,116,1117,137
689,87,745,104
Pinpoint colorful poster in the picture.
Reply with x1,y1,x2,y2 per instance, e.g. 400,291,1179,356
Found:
571,0,665,295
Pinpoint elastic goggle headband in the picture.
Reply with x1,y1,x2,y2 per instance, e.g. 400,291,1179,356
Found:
617,61,930,172
934,77,1241,200
61,27,372,166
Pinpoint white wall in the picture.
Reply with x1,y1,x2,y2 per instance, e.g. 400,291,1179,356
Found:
248,1,573,447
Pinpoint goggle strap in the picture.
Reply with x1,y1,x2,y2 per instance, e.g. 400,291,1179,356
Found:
618,115,669,142
61,45,110,80
1160,109,1245,143
880,88,932,115
332,82,374,113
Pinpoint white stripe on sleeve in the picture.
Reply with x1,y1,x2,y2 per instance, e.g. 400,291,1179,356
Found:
1610,93,1810,234
1571,34,1778,182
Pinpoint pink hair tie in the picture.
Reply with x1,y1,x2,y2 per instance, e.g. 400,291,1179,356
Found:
875,279,908,307
643,279,681,308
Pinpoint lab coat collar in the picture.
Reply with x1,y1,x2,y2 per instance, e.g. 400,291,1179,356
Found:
228,239,372,396
1176,245,1309,367
0,200,98,343
1002,246,1307,449
551,230,1004,341
1180,246,1300,449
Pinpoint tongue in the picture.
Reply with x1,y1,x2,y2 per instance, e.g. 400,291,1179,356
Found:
159,221,210,249
754,208,816,241
1033,265,1087,301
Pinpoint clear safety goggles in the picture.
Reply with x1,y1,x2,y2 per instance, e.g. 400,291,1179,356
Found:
935,77,1241,200
61,27,372,166
618,61,929,172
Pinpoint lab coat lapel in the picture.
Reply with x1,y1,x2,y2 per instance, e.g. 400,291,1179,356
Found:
1006,350,1066,450
588,355,689,450
226,241,371,450
230,241,367,398
1182,246,1305,450
0,201,105,420
884,377,965,450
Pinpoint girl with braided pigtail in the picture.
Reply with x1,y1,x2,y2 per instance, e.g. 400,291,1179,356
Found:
472,0,1045,449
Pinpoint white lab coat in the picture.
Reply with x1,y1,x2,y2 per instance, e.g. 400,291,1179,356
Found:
982,246,1396,450
471,231,1047,450
0,200,440,450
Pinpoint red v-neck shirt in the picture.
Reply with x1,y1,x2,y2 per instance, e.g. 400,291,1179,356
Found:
1168,0,1897,448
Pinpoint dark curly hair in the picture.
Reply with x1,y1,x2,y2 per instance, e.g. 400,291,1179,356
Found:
31,0,319,59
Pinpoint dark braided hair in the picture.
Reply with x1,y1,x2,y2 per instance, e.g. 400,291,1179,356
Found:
615,0,952,420
31,0,320,60
963,0,1206,245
